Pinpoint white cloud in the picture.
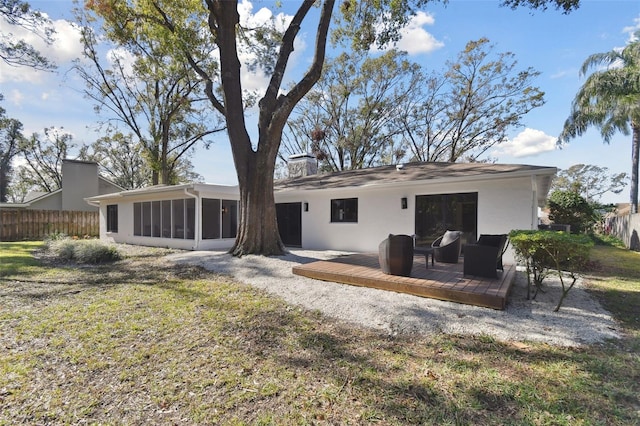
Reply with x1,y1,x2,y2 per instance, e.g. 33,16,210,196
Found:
550,69,575,79
494,128,557,157
380,11,444,55
106,47,136,77
622,15,640,42
0,15,83,83
8,89,25,106
235,0,302,97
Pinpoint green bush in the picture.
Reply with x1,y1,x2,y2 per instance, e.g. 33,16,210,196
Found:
46,238,121,264
509,230,593,311
547,190,599,234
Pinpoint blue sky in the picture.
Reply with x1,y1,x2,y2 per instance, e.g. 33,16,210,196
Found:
1,0,639,203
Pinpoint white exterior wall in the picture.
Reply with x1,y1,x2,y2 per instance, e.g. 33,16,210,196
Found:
275,176,537,264
98,185,239,251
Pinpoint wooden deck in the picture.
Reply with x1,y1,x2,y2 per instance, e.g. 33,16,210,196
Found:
292,253,516,310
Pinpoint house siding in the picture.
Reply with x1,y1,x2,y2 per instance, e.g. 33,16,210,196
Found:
274,176,536,264
88,164,554,262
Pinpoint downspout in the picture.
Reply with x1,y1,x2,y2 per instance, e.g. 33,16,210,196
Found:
531,175,538,230
184,187,200,250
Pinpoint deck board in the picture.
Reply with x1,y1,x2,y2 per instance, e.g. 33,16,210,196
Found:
292,253,516,310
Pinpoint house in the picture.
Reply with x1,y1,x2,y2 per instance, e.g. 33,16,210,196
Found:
0,159,122,212
85,157,556,263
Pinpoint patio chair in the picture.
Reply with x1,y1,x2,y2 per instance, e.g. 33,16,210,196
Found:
431,230,462,264
463,234,509,279
378,234,414,277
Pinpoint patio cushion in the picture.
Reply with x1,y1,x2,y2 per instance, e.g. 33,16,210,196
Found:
431,231,462,264
440,230,460,247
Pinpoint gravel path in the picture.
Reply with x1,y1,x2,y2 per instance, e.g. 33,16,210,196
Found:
168,249,621,347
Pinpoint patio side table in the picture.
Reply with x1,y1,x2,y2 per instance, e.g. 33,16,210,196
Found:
414,246,434,269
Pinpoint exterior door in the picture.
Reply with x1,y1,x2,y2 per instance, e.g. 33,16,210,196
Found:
276,202,302,247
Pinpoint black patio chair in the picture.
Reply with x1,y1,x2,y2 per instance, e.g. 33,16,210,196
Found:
378,234,414,277
431,230,462,264
463,234,509,279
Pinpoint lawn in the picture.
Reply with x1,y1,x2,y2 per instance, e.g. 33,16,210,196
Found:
0,241,638,425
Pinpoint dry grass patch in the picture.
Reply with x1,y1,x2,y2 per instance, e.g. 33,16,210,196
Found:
0,242,639,424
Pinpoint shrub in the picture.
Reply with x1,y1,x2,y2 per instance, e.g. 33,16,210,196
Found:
46,237,121,264
509,230,593,311
547,190,599,234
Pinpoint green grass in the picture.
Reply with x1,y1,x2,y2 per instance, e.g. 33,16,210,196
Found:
0,241,44,277
0,241,638,424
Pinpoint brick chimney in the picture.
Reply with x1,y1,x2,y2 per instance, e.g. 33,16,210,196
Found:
287,154,317,178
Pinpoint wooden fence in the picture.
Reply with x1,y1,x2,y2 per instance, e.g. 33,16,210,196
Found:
0,209,99,242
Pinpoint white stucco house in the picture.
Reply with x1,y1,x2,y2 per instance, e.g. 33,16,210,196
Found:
85,157,556,263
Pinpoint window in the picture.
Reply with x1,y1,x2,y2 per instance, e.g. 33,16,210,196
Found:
222,199,238,238
161,200,172,238
151,201,161,237
202,198,237,239
415,192,477,248
331,198,358,223
142,202,152,236
132,198,195,240
172,199,184,239
185,198,195,240
134,203,142,236
106,204,118,233
202,198,221,239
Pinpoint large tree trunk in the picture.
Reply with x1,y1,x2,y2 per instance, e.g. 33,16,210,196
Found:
209,0,333,256
631,124,639,214
0,164,9,202
231,146,285,256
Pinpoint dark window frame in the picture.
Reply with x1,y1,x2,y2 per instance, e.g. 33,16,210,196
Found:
106,204,118,233
330,198,358,223
414,192,478,248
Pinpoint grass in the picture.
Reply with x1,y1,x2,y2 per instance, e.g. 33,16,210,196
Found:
0,241,639,424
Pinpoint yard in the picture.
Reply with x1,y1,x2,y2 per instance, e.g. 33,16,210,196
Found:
0,241,638,424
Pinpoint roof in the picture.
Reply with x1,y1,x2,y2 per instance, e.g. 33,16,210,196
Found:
275,161,556,191
85,182,239,202
85,162,557,207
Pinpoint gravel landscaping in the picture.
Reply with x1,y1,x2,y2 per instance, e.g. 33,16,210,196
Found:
168,249,622,347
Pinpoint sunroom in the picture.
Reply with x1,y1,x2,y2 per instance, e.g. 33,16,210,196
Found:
87,183,239,251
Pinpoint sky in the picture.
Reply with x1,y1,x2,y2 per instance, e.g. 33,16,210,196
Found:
1,0,639,204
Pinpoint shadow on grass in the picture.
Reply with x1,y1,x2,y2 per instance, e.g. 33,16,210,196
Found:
2,244,638,424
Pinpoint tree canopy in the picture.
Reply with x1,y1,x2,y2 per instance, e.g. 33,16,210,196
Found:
550,163,627,203
87,0,581,256
400,38,544,163
559,32,640,213
280,49,420,172
0,0,56,70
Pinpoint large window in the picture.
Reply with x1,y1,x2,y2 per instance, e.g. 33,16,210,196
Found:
222,199,238,238
161,200,171,238
172,199,185,239
134,203,141,236
151,201,161,237
202,198,238,239
202,198,220,239
330,198,358,223
133,198,195,240
106,204,118,233
415,192,477,247
142,202,151,236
